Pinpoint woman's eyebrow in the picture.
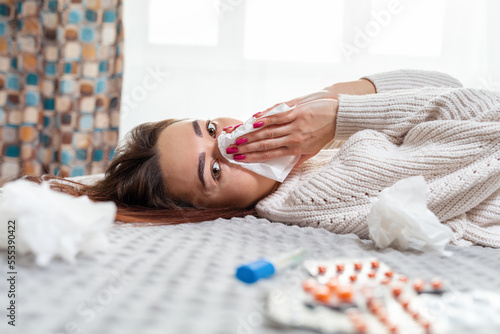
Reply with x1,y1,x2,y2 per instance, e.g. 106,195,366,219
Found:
192,119,202,137
193,120,206,189
198,153,206,189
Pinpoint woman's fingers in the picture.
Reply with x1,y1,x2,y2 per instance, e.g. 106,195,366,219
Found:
248,107,296,133
227,129,294,157
233,144,295,163
235,122,291,146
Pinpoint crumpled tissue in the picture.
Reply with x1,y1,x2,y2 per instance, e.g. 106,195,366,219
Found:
366,175,453,256
0,179,116,267
218,103,300,182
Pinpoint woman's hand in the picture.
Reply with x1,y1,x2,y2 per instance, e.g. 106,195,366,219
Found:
251,79,375,119
224,99,339,166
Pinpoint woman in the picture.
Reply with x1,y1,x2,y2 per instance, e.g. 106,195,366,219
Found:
23,69,500,247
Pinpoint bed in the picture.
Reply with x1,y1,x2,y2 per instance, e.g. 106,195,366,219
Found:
1,175,500,334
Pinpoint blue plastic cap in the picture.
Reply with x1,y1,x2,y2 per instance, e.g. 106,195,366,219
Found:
235,259,275,284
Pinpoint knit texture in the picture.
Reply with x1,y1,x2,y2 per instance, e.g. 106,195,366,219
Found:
256,69,500,248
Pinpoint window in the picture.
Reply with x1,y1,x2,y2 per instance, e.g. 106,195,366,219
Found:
244,0,344,63
148,0,219,46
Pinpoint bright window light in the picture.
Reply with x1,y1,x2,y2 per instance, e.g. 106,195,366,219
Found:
244,0,344,63
148,0,219,46
368,0,446,57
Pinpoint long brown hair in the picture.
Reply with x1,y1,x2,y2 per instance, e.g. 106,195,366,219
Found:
7,119,256,226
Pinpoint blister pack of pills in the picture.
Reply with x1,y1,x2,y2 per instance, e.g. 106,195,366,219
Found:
266,258,500,334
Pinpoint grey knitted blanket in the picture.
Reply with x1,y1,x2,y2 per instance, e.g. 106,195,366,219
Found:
1,215,500,334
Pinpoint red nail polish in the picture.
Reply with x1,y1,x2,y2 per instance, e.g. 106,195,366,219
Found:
253,112,261,117
235,138,247,145
223,125,232,131
233,124,243,130
226,147,238,154
234,154,246,161
253,121,264,129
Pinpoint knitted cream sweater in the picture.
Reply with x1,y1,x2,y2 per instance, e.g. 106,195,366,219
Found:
255,69,500,248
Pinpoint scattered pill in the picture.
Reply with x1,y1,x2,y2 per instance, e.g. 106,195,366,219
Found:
350,274,357,282
371,260,380,269
368,271,377,279
410,310,420,320
336,264,345,272
318,266,327,274
385,270,394,278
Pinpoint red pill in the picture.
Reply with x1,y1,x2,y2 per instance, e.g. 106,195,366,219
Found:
313,285,331,303
392,285,402,297
375,307,388,320
325,277,339,293
371,259,380,269
337,263,345,272
400,298,410,310
413,279,425,292
350,274,357,282
368,300,380,313
387,322,398,334
337,285,354,303
385,270,394,278
302,278,316,292
398,275,408,283
353,319,367,334
354,262,363,271
368,270,377,279
430,278,443,290
318,265,327,274
381,277,391,285
419,319,431,330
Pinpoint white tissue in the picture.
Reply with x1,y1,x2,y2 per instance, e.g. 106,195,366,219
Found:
218,103,300,182
366,175,453,256
0,179,116,267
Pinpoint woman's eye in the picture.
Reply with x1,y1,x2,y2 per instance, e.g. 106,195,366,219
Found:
207,120,217,138
211,160,221,181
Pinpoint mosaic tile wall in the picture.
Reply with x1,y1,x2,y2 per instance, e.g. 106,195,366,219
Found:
0,0,123,180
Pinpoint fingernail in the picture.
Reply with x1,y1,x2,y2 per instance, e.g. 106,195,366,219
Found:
234,154,246,161
223,125,232,131
226,147,238,154
235,137,247,145
233,124,243,130
253,121,264,129
253,112,261,117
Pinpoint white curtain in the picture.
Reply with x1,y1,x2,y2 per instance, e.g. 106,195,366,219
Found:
120,0,500,139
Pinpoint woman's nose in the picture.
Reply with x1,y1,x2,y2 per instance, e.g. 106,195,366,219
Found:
212,136,230,163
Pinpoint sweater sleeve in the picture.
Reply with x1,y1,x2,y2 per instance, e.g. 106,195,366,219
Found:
361,69,463,93
334,87,500,141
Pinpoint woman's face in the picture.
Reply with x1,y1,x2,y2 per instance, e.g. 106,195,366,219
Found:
157,117,279,209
